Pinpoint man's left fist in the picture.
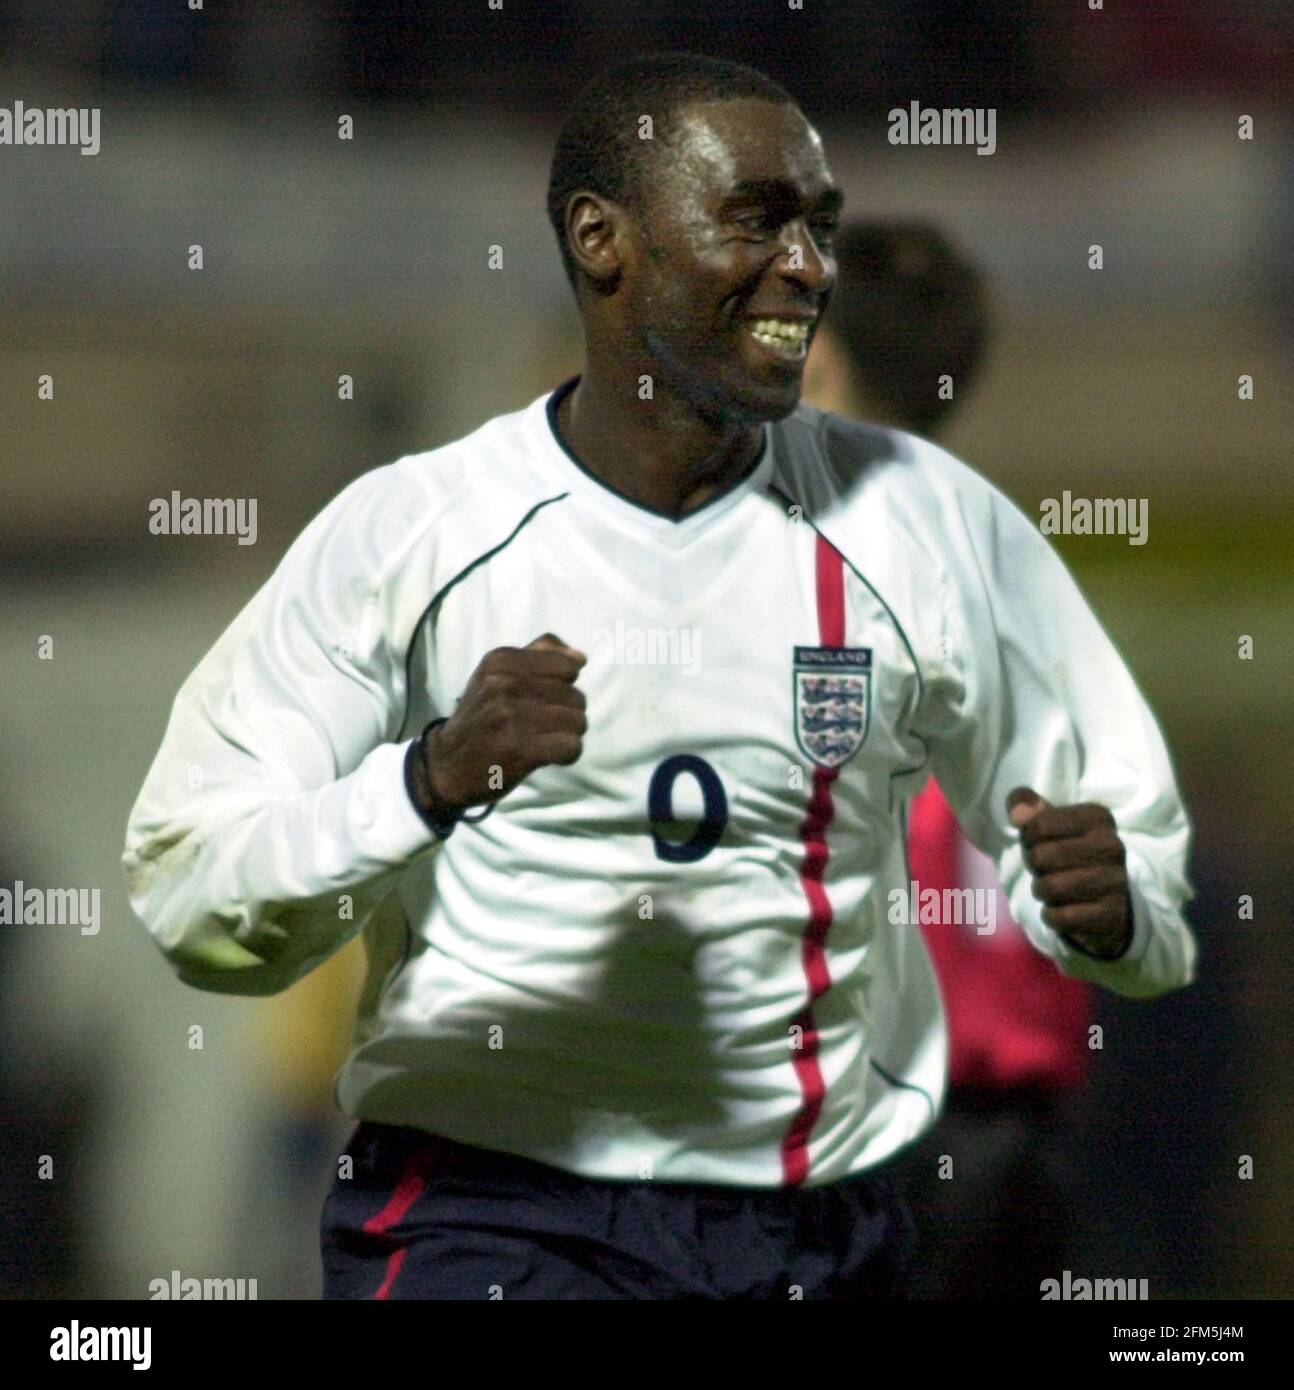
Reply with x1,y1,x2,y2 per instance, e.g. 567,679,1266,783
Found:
1006,787,1133,960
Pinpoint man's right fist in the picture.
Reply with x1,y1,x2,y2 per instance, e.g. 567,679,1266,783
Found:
418,634,587,815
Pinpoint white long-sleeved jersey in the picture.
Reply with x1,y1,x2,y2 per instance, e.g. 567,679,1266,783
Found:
124,377,1196,1187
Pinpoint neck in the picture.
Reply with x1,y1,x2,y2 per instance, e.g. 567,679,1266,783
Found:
557,365,765,519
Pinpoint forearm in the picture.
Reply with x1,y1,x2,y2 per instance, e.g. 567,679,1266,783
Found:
125,739,436,995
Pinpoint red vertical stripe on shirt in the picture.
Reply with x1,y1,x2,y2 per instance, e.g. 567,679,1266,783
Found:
782,534,845,1186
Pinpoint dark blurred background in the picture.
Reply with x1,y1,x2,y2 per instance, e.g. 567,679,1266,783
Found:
0,0,1290,1299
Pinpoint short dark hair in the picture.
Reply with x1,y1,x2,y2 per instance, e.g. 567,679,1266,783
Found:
547,52,796,292
826,220,990,434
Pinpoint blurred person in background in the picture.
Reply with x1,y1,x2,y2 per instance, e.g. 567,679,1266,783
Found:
804,219,1097,1299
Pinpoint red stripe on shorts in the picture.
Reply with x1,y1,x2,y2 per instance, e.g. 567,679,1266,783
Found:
363,1139,441,1300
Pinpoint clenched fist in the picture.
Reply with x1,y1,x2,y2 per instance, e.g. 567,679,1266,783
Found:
1006,787,1134,960
416,633,587,817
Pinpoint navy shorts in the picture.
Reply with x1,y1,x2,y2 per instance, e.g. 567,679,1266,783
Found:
321,1122,917,1300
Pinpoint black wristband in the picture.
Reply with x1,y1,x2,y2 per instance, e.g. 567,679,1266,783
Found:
403,718,463,840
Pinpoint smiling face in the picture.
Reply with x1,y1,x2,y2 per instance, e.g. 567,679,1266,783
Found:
606,98,842,426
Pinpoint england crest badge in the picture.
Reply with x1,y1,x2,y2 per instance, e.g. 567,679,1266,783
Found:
793,646,873,769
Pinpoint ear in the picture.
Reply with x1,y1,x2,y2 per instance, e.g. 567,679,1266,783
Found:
565,191,626,292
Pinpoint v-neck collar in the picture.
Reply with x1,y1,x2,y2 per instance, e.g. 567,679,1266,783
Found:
536,376,775,537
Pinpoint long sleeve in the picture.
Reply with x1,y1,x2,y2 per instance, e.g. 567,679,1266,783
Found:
917,471,1196,999
123,469,440,997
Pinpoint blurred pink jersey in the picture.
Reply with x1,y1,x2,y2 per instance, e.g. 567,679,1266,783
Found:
910,778,1094,1092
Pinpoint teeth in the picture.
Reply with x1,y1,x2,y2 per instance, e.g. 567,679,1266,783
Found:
750,318,810,341
749,319,809,357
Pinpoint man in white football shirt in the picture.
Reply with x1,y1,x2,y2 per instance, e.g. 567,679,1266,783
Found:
124,52,1196,1300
